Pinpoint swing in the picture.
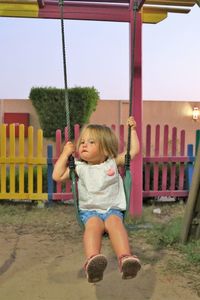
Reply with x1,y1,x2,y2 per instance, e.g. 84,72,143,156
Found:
58,0,139,227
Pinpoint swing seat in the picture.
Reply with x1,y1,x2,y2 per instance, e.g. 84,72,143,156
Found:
123,169,132,220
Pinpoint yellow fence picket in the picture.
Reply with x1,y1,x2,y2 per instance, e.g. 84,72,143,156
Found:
0,124,47,201
0,124,7,195
28,126,34,197
9,124,16,194
35,128,46,200
19,124,25,196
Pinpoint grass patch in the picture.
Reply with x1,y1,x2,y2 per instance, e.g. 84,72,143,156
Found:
142,214,200,266
126,203,200,266
148,217,182,248
0,201,64,226
179,240,200,264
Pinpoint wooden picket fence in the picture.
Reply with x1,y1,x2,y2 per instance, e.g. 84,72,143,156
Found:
0,123,198,205
47,125,81,202
0,124,47,201
143,125,196,199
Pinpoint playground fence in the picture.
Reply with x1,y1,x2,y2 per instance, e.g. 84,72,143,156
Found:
0,124,47,201
0,123,199,205
143,124,197,199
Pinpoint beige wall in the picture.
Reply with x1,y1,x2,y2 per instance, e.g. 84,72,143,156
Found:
0,99,199,155
0,99,40,130
0,99,54,155
142,100,200,147
90,100,200,154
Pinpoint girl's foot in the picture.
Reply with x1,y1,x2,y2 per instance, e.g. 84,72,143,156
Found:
119,254,141,280
84,254,108,283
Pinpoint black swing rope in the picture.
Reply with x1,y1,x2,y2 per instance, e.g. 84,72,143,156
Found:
58,0,139,225
59,0,83,228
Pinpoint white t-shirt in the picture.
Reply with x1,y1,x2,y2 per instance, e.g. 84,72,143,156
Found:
75,158,126,213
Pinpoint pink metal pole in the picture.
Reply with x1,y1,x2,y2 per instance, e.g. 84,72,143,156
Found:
129,1,143,216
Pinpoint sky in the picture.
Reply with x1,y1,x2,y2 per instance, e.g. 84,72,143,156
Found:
0,4,200,101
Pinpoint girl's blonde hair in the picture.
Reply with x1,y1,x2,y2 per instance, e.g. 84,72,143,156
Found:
77,124,118,158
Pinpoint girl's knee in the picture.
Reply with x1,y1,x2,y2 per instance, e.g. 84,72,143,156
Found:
85,217,105,232
105,214,123,229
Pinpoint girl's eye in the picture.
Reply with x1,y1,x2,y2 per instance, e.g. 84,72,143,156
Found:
88,140,95,144
80,139,95,145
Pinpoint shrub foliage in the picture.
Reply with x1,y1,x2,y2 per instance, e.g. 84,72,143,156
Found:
29,86,99,139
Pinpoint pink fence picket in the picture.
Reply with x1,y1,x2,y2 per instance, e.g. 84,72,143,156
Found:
143,124,189,198
52,125,80,201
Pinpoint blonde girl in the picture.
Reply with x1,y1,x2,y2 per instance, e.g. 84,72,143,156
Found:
52,116,141,283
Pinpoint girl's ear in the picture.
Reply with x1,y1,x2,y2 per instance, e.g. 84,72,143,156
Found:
103,150,109,158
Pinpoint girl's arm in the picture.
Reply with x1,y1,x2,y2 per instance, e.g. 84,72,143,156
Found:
115,116,140,166
52,141,75,182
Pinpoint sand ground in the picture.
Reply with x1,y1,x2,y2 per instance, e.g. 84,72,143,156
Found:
0,204,199,300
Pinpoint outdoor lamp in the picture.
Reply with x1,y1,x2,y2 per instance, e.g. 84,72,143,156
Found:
192,107,199,121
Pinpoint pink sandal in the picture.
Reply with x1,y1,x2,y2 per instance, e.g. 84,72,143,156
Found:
84,254,108,283
119,254,141,280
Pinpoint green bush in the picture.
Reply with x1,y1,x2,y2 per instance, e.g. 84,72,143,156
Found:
29,86,99,139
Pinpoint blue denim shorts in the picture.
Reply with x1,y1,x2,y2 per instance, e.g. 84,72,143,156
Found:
79,209,124,225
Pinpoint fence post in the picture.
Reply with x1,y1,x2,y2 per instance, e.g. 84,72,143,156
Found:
47,145,54,204
187,144,194,188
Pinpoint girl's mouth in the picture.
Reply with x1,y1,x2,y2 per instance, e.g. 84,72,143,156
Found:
82,150,88,153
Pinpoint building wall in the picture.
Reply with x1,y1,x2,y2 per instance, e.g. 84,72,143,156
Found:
0,99,199,155
143,100,200,155
90,99,200,155
0,99,54,155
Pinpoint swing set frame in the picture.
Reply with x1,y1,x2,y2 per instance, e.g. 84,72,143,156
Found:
0,0,197,216
58,0,142,226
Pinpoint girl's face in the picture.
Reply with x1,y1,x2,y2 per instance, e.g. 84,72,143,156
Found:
78,131,106,164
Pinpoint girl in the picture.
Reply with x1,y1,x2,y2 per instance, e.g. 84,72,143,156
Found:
52,116,141,283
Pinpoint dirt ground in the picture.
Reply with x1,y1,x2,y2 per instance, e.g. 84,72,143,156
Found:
0,203,199,300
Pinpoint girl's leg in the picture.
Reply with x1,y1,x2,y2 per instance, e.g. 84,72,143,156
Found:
83,216,105,258
105,215,131,256
83,217,107,283
105,214,141,279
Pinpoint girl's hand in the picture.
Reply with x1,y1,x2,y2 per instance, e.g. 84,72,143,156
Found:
63,141,75,157
127,116,137,130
